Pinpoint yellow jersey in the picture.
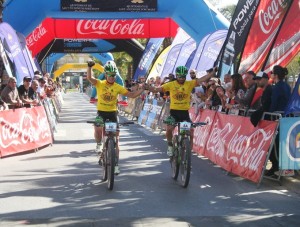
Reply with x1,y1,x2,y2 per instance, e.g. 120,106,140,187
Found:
162,80,197,110
96,80,128,111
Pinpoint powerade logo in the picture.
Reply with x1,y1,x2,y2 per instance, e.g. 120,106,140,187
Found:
286,121,300,161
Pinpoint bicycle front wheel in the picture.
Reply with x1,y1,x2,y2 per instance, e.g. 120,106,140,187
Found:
180,137,191,188
107,138,116,190
171,135,179,180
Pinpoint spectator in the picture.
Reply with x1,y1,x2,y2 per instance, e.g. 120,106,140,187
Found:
234,71,257,109
205,77,224,110
33,70,42,80
28,79,41,106
250,71,272,127
265,65,291,177
18,76,35,107
37,77,47,100
0,77,23,108
189,69,197,80
193,86,207,114
225,73,246,111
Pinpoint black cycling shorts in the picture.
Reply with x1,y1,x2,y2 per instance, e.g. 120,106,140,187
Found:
169,109,191,123
97,110,119,128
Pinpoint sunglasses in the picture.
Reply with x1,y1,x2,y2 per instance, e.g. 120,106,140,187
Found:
106,73,116,77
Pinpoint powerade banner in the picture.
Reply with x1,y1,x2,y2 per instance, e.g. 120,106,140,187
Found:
191,30,227,78
216,0,260,78
285,75,300,116
61,0,157,12
0,22,32,85
238,0,293,74
133,38,164,80
279,117,300,170
263,0,300,73
51,39,104,53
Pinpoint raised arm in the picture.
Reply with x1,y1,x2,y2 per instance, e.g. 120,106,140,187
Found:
195,67,217,86
125,84,146,98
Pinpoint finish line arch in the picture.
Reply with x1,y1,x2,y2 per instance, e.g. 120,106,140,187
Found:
53,63,104,80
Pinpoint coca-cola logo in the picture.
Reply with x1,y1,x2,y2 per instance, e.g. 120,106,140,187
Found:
0,112,51,148
26,24,47,47
77,19,145,36
258,0,288,34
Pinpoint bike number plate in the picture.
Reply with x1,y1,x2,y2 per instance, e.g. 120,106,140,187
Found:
105,122,117,132
180,122,191,132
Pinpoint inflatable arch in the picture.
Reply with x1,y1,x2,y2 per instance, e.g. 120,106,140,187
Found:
53,63,104,80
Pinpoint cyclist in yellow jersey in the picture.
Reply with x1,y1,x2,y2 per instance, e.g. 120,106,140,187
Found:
147,66,216,156
87,60,145,174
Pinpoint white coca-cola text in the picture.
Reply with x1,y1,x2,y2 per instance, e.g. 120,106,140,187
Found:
77,19,144,36
258,0,287,34
26,24,47,47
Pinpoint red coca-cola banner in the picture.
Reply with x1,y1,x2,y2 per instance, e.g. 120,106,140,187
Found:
239,0,292,74
26,18,178,57
191,110,277,183
263,0,300,72
0,106,53,157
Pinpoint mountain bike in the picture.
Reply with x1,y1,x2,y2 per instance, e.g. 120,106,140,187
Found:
87,119,133,190
165,120,206,188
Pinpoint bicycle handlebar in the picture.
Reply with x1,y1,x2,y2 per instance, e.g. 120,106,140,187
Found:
163,120,207,127
87,120,134,126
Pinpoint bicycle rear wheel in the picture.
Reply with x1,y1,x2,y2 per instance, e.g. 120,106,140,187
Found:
171,135,179,180
107,138,116,190
180,137,191,188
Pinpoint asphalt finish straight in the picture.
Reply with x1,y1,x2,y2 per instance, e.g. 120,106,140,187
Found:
0,92,300,227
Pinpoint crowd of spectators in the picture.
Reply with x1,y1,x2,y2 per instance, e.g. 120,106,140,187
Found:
0,70,62,110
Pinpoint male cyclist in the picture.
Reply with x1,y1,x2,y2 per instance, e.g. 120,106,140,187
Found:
90,60,124,102
87,60,145,174
146,66,216,156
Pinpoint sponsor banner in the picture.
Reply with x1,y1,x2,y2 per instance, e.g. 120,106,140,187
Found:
192,110,277,183
175,38,197,80
192,109,216,156
148,46,170,80
263,0,300,72
216,0,260,77
239,0,292,74
193,30,227,78
61,0,157,12
133,38,164,80
0,22,32,85
0,39,14,77
0,106,53,158
27,18,177,57
280,117,300,170
285,75,300,116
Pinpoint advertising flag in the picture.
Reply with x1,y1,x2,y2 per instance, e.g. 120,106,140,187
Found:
285,75,300,116
238,0,293,74
262,0,300,73
133,38,164,80
193,30,227,78
147,46,171,80
216,0,260,78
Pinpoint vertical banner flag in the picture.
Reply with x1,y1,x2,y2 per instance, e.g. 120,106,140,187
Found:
238,0,293,74
148,46,171,80
159,28,190,78
0,39,14,77
263,0,300,73
285,75,300,116
193,30,227,78
280,117,300,170
133,38,164,80
17,32,37,77
0,22,32,85
175,38,197,80
216,0,260,78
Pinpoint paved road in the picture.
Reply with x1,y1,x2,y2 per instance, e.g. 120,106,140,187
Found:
1,92,300,227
